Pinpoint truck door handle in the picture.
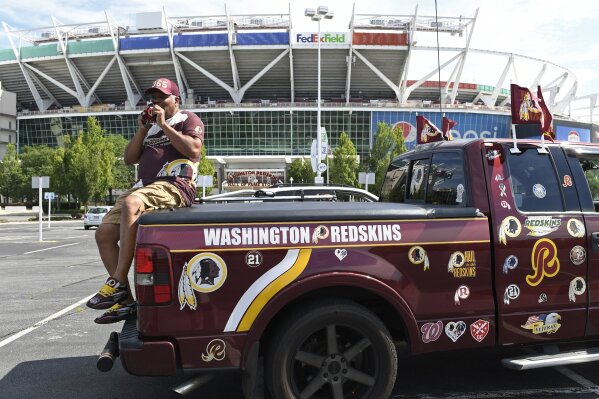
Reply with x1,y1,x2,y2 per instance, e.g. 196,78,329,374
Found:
592,232,599,253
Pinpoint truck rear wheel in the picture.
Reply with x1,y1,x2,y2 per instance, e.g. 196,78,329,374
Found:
266,299,397,399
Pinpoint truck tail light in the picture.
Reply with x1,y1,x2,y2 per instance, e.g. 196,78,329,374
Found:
134,246,172,305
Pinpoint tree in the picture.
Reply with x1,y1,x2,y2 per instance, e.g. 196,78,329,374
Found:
65,117,115,207
367,122,407,194
0,144,26,203
197,145,215,196
329,132,359,187
288,157,316,184
106,135,135,199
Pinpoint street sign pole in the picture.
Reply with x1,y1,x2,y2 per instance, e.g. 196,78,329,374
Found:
47,195,51,229
32,176,50,242
38,177,42,242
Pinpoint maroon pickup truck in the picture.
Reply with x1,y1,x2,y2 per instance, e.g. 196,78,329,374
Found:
105,138,599,399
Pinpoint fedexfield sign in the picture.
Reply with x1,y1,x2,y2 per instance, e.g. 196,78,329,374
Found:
295,32,349,44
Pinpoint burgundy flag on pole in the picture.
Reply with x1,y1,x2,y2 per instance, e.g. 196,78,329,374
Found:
536,86,554,141
442,116,457,141
510,84,543,125
417,115,443,144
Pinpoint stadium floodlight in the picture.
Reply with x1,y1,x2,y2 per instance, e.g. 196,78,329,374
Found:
305,5,334,184
304,8,316,17
317,6,329,15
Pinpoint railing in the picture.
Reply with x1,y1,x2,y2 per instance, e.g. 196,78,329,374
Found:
17,101,511,117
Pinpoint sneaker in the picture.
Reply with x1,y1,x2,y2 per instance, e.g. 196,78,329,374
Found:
94,302,137,324
86,277,128,310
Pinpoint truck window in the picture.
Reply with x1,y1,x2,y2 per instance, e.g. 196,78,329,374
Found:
427,152,466,206
507,147,564,212
566,152,599,212
580,159,599,208
407,158,430,202
380,158,409,203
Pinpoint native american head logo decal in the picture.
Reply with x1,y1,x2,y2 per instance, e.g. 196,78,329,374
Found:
178,253,228,310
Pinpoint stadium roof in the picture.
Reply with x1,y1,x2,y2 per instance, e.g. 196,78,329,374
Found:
0,7,594,121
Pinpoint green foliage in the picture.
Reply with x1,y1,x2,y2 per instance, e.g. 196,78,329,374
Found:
329,132,359,187
197,145,215,196
106,135,135,190
367,122,407,194
288,157,316,184
62,117,115,206
0,144,26,201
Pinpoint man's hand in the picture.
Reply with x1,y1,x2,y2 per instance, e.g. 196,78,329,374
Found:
137,114,151,131
153,104,166,128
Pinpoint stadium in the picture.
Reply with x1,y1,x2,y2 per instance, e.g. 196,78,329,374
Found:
0,5,597,190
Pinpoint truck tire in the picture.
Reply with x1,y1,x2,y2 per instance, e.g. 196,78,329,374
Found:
265,299,397,399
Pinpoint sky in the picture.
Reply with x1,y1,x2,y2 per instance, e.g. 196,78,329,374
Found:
2,0,599,115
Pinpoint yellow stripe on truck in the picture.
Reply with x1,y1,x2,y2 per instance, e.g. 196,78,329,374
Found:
236,248,312,332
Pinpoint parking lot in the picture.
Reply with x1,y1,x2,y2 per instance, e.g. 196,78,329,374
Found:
2,220,599,398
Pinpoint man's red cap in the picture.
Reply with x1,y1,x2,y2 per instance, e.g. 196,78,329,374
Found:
145,78,180,97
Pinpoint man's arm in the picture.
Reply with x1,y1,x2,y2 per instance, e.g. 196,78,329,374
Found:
154,105,203,159
124,117,150,165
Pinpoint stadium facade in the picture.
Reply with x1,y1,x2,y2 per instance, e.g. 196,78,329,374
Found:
1,6,597,189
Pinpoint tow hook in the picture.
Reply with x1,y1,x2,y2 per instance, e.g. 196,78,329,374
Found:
97,331,119,372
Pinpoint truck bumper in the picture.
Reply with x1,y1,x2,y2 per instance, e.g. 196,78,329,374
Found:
119,319,178,376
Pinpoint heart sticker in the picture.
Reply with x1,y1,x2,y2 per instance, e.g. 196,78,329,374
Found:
334,249,347,261
445,321,466,342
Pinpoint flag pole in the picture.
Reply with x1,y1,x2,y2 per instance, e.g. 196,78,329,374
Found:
509,124,521,154
538,132,548,154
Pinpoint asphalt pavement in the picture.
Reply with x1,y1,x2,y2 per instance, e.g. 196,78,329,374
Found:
1,221,599,398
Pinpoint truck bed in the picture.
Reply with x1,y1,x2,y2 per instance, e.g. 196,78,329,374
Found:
139,202,482,225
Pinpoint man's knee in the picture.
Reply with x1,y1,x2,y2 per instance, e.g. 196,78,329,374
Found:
96,224,118,246
122,195,145,215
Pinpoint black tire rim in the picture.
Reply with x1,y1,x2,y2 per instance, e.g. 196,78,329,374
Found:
289,323,378,399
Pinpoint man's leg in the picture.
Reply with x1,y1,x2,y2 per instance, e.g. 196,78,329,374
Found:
95,223,120,276
112,194,145,290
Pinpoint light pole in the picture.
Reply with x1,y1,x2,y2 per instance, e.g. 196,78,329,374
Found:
305,6,334,184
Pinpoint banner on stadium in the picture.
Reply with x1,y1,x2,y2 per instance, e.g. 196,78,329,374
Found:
294,32,350,45
223,169,285,191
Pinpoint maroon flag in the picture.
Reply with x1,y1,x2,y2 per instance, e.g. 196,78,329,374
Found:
536,86,554,141
442,116,457,141
416,115,443,144
510,84,543,125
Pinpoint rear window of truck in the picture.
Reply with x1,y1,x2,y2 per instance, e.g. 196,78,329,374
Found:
380,151,467,206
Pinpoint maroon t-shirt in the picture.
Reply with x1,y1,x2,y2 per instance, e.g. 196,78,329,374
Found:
138,110,204,206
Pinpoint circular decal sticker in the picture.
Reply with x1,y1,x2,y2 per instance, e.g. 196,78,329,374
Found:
408,246,426,265
245,251,263,267
532,184,546,199
503,284,520,305
570,245,586,266
186,253,228,293
502,255,518,274
567,219,585,238
499,216,522,245
447,251,465,273
569,277,586,302
454,285,470,305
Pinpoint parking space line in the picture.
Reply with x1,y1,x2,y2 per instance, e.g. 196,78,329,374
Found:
391,386,597,398
0,293,94,349
555,366,599,391
23,242,79,254
522,347,599,393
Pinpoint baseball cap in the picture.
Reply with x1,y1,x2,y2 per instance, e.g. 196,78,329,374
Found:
145,78,180,97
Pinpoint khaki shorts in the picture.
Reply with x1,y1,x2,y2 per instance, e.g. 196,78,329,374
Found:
102,180,186,224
